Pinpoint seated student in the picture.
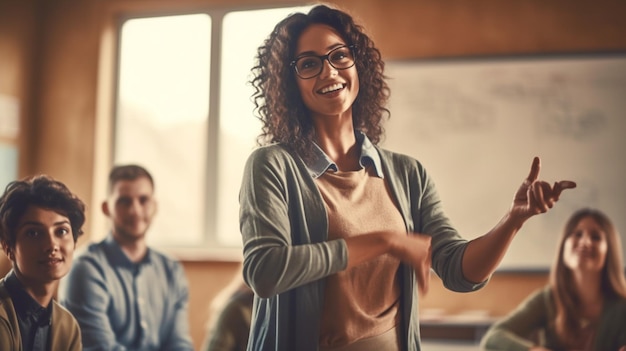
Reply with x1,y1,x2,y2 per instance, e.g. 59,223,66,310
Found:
58,164,194,351
0,175,85,351
480,208,626,351
201,264,254,351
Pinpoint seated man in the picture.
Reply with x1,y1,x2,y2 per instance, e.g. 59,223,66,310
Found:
0,175,85,351
59,165,194,351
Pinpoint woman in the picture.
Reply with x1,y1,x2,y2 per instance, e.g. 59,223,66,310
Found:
0,175,85,351
239,4,576,351
480,208,626,351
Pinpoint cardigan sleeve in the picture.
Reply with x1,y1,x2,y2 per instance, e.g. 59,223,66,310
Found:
240,146,348,298
416,161,485,292
379,149,486,292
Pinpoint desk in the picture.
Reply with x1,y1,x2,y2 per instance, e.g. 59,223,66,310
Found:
420,313,498,344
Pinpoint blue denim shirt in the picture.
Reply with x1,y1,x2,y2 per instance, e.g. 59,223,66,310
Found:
307,131,384,179
58,234,193,351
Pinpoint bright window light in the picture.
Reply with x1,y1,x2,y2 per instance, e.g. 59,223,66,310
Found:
114,6,312,251
115,14,211,247
217,6,312,247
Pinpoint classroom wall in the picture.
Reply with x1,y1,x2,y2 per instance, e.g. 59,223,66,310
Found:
2,0,626,349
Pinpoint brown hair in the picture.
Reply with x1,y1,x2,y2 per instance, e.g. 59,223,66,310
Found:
107,164,154,194
0,175,86,254
549,208,626,345
249,4,390,162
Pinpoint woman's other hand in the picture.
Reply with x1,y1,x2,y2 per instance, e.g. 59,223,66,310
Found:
391,233,432,295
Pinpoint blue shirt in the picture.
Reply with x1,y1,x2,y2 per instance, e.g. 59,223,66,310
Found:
58,234,194,351
307,131,384,179
4,270,51,351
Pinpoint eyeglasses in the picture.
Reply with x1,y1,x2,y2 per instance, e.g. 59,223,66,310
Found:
290,45,356,79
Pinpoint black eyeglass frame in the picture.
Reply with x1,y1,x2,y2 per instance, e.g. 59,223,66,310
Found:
290,45,357,79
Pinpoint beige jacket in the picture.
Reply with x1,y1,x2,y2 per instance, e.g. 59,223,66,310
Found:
0,278,82,351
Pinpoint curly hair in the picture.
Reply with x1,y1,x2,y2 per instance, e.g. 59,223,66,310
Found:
549,208,626,346
0,174,86,251
249,4,390,161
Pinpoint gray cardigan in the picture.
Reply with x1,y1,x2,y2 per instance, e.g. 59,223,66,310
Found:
240,143,485,351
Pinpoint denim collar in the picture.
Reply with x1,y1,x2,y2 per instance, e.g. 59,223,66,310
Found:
306,131,384,179
103,233,152,270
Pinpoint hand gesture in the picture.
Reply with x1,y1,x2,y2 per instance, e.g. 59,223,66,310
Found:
395,233,432,296
510,157,576,221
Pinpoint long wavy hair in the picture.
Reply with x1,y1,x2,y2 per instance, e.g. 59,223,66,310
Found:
249,4,390,161
549,208,626,346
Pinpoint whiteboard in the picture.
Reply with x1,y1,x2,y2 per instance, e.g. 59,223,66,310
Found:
382,54,626,270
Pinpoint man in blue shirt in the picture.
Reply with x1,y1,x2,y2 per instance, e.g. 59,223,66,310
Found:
58,165,194,351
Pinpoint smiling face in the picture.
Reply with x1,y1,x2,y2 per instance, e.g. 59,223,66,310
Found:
10,205,76,286
103,176,156,243
294,24,359,121
563,216,608,273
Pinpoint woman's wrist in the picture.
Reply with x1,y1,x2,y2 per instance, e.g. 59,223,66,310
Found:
502,209,527,233
386,232,404,258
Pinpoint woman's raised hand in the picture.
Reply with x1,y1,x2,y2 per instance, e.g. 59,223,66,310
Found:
510,157,576,221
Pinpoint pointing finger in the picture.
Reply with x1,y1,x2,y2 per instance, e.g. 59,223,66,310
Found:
526,157,541,182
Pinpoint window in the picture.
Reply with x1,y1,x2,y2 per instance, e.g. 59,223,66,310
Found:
114,6,311,254
0,94,19,190
216,7,312,247
116,14,210,248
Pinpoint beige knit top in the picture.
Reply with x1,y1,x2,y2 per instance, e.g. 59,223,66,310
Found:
315,166,406,349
